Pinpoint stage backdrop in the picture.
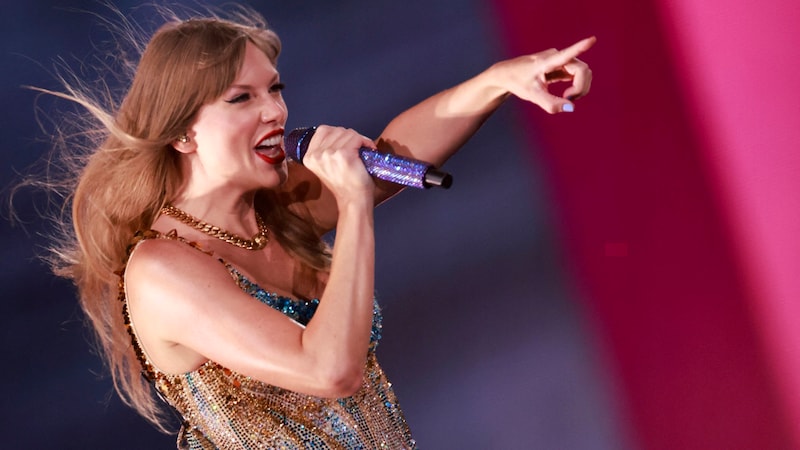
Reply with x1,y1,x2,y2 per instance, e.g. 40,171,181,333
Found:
492,0,799,448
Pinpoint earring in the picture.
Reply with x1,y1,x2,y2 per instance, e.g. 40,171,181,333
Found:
178,134,190,144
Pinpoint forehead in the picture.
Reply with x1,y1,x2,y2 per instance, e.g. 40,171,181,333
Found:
234,41,278,82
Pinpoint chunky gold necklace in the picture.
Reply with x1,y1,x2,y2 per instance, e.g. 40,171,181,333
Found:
160,204,269,250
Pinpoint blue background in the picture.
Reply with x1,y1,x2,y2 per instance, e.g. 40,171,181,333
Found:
1,1,627,448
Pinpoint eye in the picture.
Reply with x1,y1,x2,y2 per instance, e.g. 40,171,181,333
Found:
225,93,251,104
270,82,285,93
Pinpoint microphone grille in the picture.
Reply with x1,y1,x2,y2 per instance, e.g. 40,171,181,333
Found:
284,127,317,162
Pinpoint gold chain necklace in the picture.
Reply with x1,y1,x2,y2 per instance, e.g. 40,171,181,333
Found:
159,204,269,250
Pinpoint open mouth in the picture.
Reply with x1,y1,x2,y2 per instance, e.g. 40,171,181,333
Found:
255,132,286,165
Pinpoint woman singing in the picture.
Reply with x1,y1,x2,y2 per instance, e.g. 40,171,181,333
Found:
42,5,593,448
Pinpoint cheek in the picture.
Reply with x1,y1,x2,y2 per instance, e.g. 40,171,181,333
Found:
193,114,256,149
279,98,289,118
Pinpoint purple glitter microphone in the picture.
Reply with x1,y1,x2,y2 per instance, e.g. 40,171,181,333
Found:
284,127,452,189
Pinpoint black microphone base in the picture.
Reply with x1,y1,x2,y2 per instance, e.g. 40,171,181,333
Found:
423,169,453,189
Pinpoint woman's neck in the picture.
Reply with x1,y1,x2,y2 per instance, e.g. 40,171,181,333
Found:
168,189,261,239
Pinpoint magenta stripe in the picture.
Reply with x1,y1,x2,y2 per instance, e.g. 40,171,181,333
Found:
488,0,795,447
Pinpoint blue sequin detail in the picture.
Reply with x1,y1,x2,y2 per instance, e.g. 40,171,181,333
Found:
227,264,319,326
225,264,383,348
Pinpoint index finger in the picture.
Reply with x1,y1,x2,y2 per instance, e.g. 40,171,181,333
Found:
541,36,596,72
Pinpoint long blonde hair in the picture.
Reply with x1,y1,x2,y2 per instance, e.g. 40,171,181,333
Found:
40,6,329,431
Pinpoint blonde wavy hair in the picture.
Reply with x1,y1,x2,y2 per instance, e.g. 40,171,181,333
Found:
34,6,330,431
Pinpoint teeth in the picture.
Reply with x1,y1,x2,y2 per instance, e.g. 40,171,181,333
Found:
257,135,282,148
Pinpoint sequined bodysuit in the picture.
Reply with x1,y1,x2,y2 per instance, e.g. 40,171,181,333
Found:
120,230,416,449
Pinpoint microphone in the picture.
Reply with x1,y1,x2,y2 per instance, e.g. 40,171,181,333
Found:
284,127,452,189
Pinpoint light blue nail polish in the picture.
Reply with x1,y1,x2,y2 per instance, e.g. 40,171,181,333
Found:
562,103,575,113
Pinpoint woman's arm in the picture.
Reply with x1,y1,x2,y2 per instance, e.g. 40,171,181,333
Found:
125,210,373,398
127,129,378,398
285,37,596,230
372,36,596,202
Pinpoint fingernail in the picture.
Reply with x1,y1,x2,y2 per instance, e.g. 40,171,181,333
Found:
562,103,575,113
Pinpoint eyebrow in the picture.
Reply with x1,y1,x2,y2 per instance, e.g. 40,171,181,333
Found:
227,73,280,91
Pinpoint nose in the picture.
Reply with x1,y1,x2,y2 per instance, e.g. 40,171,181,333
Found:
260,95,287,124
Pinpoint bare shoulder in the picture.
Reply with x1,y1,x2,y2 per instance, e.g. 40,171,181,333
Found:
124,237,238,332
124,236,236,305
122,235,316,378
123,236,250,372
125,238,221,280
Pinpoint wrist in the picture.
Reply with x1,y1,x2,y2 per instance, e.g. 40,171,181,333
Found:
480,62,514,103
335,194,374,217
443,64,509,117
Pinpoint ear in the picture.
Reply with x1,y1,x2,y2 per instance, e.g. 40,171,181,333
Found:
172,134,196,154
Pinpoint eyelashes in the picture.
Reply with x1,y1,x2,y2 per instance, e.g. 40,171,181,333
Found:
226,93,251,104
225,83,286,104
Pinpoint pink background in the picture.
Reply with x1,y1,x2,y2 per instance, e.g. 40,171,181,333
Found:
493,0,800,448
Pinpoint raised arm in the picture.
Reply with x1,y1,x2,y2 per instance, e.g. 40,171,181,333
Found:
283,37,596,231
373,36,596,201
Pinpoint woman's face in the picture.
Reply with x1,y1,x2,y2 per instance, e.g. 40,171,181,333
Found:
184,41,289,191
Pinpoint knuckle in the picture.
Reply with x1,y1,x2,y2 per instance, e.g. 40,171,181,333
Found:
315,124,332,135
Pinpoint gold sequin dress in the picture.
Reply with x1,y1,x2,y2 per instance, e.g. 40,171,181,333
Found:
120,230,416,449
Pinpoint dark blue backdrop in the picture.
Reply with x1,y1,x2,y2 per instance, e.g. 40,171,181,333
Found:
1,1,627,448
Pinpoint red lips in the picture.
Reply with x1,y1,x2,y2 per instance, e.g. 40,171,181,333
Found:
254,128,285,165
255,150,285,165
